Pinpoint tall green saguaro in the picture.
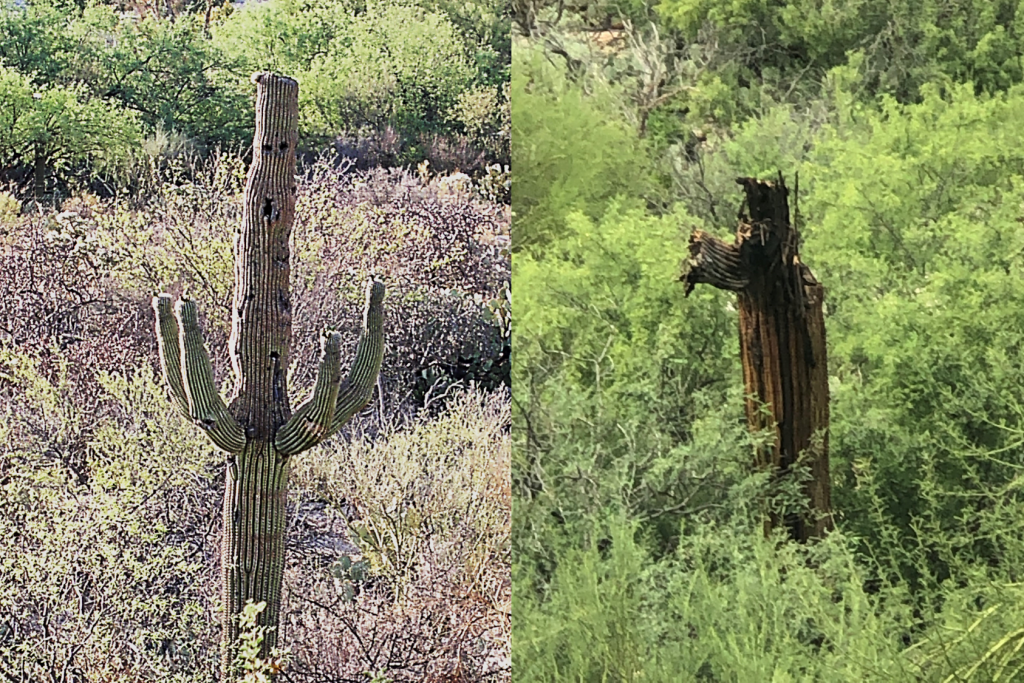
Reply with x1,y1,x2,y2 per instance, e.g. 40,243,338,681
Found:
152,73,385,677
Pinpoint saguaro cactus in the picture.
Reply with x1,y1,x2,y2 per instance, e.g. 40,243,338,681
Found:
683,174,832,541
152,73,385,677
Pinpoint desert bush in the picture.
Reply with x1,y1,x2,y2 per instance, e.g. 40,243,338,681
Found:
287,160,510,414
1,0,510,197
284,388,510,681
451,83,510,164
0,136,508,680
332,127,508,175
0,198,154,403
0,191,21,224
2,153,510,425
216,0,479,148
332,126,408,171
0,4,247,163
0,350,510,681
511,49,650,253
0,353,221,681
417,133,489,175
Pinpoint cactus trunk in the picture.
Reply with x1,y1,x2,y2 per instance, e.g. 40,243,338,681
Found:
153,73,386,680
216,73,297,674
221,442,289,671
229,74,297,441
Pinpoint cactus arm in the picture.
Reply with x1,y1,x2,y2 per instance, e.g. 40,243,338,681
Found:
682,230,748,296
175,299,248,453
274,331,343,456
153,294,190,416
328,280,386,436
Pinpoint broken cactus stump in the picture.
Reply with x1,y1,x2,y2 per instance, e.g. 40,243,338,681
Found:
682,174,832,541
152,73,385,679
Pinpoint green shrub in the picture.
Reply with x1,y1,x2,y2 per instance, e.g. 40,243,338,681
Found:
511,49,650,252
0,64,140,197
0,350,219,680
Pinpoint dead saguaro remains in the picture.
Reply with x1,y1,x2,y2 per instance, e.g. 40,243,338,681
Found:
152,73,385,677
682,174,832,541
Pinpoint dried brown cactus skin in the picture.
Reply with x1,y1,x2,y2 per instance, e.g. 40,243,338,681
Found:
683,174,832,542
152,73,385,679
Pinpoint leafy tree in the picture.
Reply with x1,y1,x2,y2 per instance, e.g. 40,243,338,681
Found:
780,83,1024,584
425,0,511,87
655,0,1024,105
0,0,73,84
216,0,476,146
62,5,250,148
210,0,358,75
313,3,475,135
0,64,139,197
513,198,748,575
511,49,649,252
2,1,249,150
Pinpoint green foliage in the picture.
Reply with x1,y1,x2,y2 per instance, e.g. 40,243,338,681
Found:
512,178,1024,673
0,64,140,194
0,0,72,83
514,22,1024,683
452,81,510,160
776,84,1024,589
0,0,511,195
425,0,511,87
516,515,1024,681
1,0,248,149
0,190,19,222
513,198,763,589
656,0,1024,104
306,2,475,137
63,5,249,147
216,0,477,144
511,49,650,251
233,601,290,682
210,0,358,75
0,349,219,679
